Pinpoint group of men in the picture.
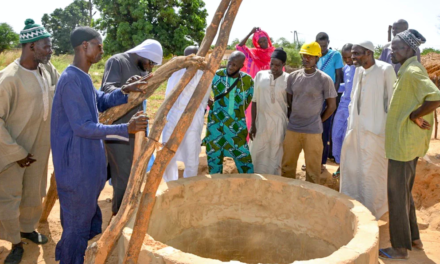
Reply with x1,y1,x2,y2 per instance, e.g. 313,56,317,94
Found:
0,17,438,264
200,23,437,261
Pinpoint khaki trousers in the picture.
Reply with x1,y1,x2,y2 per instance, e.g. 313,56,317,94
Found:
281,130,323,183
0,163,45,244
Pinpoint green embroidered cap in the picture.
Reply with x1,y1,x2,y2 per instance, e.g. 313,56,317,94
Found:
19,18,51,44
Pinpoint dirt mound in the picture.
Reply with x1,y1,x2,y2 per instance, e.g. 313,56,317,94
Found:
413,154,440,231
421,53,440,86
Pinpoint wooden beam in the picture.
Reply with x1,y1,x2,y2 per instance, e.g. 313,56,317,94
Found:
39,172,57,223
84,1,231,263
122,0,242,263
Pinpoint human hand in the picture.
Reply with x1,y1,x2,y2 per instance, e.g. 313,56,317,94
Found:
128,111,149,134
207,98,214,109
126,75,143,84
412,116,431,130
410,112,431,130
251,27,259,34
249,125,257,141
16,153,37,168
122,74,153,93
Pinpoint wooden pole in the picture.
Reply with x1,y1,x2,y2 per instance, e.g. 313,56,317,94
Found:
388,25,392,42
84,2,231,263
122,1,242,263
39,172,57,223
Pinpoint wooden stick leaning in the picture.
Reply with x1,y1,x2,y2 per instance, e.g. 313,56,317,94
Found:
84,2,231,263
84,61,204,264
122,0,242,263
39,172,57,223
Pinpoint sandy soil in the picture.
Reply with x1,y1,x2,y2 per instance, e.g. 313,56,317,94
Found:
1,138,440,264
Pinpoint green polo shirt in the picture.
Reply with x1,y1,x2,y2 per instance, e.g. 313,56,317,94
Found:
385,56,440,161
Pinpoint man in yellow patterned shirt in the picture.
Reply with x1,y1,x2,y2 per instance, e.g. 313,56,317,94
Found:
380,29,440,261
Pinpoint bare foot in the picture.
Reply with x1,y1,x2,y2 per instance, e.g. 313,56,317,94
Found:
412,239,424,250
379,247,408,260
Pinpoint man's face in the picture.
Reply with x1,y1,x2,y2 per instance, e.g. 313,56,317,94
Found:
392,22,407,37
32,38,53,64
270,58,284,76
258,37,269,49
351,45,369,67
391,38,413,64
86,37,104,64
301,54,318,69
227,57,244,76
317,39,329,54
342,50,353,66
138,57,155,72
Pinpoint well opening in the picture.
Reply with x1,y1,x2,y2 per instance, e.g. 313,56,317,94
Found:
129,174,379,264
160,219,337,263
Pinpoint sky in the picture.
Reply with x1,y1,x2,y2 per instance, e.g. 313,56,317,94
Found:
2,0,439,50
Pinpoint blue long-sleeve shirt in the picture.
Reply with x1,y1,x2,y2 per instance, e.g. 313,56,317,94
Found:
51,65,130,263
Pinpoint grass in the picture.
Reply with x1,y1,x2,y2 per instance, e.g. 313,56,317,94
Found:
0,50,167,119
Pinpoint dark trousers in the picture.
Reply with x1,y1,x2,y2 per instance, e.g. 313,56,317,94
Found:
321,113,334,164
388,158,420,250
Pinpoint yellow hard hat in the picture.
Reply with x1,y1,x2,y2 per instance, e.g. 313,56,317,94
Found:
299,42,322,58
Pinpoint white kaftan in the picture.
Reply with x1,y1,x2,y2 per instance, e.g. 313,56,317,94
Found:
340,60,396,219
249,70,289,175
0,59,59,243
162,69,210,182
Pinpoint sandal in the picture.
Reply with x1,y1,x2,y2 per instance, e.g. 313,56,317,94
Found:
379,249,408,261
20,231,48,245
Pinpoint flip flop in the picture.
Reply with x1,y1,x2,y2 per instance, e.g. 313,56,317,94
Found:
379,249,408,261
20,231,48,245
332,171,340,179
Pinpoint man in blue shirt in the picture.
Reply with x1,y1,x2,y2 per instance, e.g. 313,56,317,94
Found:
316,32,343,171
51,27,148,264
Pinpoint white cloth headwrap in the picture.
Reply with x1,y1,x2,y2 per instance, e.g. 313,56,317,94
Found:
126,39,163,65
356,40,375,52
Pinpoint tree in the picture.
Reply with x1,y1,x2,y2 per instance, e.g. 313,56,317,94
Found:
227,38,239,50
93,0,208,56
374,45,384,59
0,23,19,53
42,0,91,54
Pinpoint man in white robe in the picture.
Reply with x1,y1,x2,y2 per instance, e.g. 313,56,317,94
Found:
162,46,210,182
0,19,59,264
340,41,396,219
249,48,288,175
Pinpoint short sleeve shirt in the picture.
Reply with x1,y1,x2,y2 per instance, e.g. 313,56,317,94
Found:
317,49,344,82
385,56,440,161
286,69,337,134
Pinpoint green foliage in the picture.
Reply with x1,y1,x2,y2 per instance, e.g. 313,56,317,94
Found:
94,0,207,56
272,38,303,68
422,48,440,55
0,23,19,53
245,38,253,47
42,0,91,55
374,45,383,59
227,38,240,50
284,48,302,68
